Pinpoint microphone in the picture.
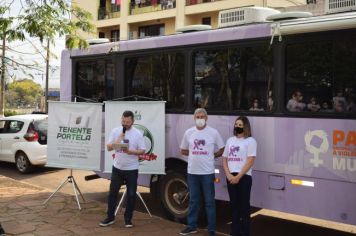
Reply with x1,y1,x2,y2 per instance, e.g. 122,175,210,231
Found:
123,127,126,134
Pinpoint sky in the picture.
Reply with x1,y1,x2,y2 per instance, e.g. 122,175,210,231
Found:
3,0,66,89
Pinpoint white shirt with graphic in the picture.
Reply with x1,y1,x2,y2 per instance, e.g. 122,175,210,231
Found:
223,136,257,176
107,126,146,170
180,126,225,175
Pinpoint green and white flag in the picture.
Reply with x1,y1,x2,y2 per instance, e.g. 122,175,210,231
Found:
47,101,102,170
104,101,165,174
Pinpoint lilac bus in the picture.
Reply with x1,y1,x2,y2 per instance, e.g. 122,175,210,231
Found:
60,12,356,225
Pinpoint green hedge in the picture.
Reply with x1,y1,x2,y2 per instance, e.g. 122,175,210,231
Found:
4,110,20,116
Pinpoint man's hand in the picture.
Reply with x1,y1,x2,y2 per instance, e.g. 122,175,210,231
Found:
181,149,189,156
124,149,133,155
107,143,114,151
124,149,145,155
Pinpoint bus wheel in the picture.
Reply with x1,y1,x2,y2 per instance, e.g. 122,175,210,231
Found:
160,170,189,223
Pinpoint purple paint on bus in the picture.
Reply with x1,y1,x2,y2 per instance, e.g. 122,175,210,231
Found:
120,24,271,52
60,21,356,225
163,114,356,224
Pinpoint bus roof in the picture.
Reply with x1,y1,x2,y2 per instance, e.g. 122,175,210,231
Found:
67,23,271,58
65,11,356,58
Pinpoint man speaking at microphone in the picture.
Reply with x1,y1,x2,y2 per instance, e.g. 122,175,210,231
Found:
100,110,146,228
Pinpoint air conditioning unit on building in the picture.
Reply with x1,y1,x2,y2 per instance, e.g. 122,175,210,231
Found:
218,7,280,28
325,0,356,14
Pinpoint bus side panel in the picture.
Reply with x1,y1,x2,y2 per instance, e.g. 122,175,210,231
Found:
252,117,356,183
138,174,151,187
251,170,356,225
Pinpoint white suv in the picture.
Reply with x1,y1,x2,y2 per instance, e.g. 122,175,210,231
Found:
0,114,48,173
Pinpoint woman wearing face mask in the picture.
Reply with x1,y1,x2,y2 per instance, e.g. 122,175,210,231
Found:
222,116,256,236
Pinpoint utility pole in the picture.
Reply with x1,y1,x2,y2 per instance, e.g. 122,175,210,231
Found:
45,38,50,113
0,28,6,117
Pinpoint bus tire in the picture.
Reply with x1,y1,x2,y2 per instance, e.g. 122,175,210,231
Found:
159,170,189,223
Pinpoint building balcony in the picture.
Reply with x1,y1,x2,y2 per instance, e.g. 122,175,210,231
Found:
186,0,222,6
130,0,176,15
98,7,120,20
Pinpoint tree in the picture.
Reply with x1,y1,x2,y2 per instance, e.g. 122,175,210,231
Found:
0,0,94,116
5,79,43,108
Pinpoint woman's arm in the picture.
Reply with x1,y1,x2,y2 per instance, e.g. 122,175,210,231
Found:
230,156,255,184
223,157,234,183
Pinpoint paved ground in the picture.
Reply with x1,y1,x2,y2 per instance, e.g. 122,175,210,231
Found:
1,166,356,236
0,175,216,236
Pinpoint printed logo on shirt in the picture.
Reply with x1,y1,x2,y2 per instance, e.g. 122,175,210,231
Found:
229,145,240,157
192,139,208,155
193,139,205,150
228,146,242,161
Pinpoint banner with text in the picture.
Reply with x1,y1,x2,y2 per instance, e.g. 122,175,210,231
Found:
47,101,102,170
104,101,165,174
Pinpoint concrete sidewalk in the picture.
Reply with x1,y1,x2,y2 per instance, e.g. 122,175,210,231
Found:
0,175,216,236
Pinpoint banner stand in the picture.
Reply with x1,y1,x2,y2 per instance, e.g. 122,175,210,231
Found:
43,169,85,210
115,188,152,217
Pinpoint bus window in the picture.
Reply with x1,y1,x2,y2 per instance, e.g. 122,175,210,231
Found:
125,53,185,111
76,60,114,102
193,45,273,112
286,37,356,114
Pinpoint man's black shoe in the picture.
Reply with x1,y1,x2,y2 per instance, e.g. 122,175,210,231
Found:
179,227,197,235
99,217,115,227
0,223,5,236
125,220,133,228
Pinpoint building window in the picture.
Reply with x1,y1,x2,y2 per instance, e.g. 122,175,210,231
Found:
139,24,165,38
111,4,120,12
99,32,105,38
111,30,120,42
202,17,211,25
306,0,316,4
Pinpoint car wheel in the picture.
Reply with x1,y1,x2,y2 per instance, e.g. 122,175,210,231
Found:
159,170,189,223
15,152,33,173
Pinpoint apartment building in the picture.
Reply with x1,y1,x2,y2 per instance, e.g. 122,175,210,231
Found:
73,0,307,41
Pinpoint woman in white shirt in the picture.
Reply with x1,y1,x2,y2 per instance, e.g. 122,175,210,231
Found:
223,116,257,236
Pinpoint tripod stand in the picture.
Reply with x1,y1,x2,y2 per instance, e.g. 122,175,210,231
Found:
115,188,152,217
43,169,85,210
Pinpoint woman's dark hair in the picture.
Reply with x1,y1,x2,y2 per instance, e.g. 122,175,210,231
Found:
235,116,252,138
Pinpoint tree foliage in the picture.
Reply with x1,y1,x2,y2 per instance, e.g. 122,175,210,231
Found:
0,0,94,115
0,0,94,48
5,79,42,108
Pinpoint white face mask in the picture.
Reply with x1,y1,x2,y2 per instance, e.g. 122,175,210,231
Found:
195,119,206,128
